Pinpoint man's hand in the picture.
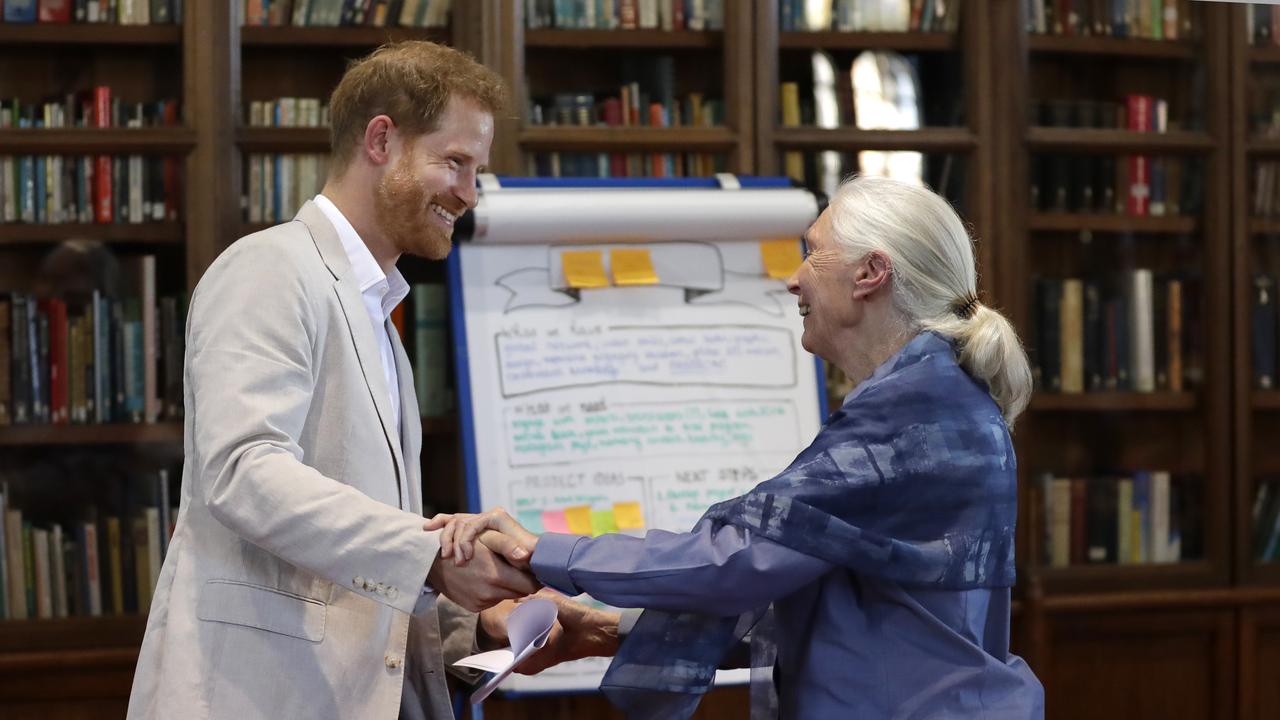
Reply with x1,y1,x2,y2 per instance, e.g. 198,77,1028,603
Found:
424,508,539,568
426,539,539,613
477,590,622,675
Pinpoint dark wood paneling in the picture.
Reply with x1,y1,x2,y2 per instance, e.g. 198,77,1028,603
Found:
1046,610,1233,720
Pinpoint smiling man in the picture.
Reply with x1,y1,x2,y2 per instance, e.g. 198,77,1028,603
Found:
126,42,542,720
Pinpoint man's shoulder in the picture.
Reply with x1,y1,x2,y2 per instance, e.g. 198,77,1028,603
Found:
206,220,325,280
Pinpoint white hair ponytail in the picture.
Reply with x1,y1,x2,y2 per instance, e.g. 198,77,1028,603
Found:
828,176,1033,427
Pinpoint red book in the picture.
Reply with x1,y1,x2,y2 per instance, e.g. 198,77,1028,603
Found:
672,0,685,30
93,87,113,223
38,0,72,23
619,0,638,29
1126,95,1152,216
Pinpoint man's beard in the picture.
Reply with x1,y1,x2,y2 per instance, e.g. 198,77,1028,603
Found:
373,152,452,260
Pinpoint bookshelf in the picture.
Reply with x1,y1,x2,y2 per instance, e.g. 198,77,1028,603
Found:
487,2,753,179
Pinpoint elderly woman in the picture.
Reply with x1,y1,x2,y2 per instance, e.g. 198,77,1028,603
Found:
431,176,1044,719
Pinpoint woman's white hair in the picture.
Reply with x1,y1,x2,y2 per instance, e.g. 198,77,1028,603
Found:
827,175,1032,427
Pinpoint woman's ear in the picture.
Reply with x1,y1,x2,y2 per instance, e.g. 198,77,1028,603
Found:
851,251,893,300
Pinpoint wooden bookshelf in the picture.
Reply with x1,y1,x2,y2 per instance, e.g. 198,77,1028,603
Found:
524,28,722,48
1025,127,1216,153
0,423,183,447
0,128,197,154
1248,136,1280,155
1028,392,1198,412
1027,34,1199,59
1028,213,1198,233
0,23,180,45
517,125,738,151
771,127,978,152
240,25,448,47
777,30,958,51
0,223,185,246
236,126,330,152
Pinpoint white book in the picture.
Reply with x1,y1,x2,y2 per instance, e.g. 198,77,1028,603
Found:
50,524,67,618
84,521,102,617
1151,471,1171,563
248,154,262,224
1128,269,1156,392
639,0,658,28
1,157,14,222
33,527,51,619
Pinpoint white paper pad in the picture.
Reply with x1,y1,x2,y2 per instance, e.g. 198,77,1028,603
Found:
453,598,557,703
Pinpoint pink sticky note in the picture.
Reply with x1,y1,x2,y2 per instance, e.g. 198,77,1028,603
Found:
542,510,570,534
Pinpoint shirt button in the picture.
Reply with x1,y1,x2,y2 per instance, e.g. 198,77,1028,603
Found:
353,576,364,588
385,654,402,670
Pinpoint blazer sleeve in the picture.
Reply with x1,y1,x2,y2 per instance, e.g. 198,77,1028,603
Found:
187,237,437,614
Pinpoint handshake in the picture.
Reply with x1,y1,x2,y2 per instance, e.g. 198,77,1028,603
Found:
423,509,617,674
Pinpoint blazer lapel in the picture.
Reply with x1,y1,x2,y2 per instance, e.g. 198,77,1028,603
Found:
296,201,409,508
390,325,423,515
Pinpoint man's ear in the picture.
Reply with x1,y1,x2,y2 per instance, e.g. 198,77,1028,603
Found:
363,114,396,167
851,251,893,301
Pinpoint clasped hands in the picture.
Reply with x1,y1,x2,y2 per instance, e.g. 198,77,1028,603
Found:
424,508,619,674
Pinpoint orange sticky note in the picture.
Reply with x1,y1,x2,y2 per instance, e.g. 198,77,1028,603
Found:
610,248,659,286
759,238,803,280
613,501,644,530
564,505,594,535
561,250,610,289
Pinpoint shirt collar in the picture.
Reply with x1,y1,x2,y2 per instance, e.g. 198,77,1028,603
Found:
314,194,410,317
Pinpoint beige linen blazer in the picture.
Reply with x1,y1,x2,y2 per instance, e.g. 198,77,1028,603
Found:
127,201,477,720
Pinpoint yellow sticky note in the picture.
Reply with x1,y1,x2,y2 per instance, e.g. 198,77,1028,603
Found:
564,505,594,535
760,238,804,280
590,510,619,537
561,250,610,289
613,501,644,530
610,248,659,286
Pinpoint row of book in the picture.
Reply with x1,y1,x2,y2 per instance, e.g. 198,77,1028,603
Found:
0,94,179,131
1251,477,1280,562
1252,161,1280,219
1034,95,1182,134
244,153,329,225
1032,272,1200,394
1,154,181,226
1,266,184,426
777,0,960,33
1024,0,1194,40
246,97,329,129
1031,154,1198,217
0,473,175,620
527,150,726,179
1035,471,1198,568
1248,6,1280,49
529,90,724,130
525,0,724,30
1,0,180,24
242,0,449,27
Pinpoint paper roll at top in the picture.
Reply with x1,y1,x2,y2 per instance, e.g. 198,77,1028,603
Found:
466,187,820,245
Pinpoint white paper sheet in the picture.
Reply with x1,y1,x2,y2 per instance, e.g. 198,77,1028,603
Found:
453,598,558,703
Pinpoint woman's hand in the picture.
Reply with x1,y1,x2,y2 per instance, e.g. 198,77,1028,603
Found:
424,508,540,568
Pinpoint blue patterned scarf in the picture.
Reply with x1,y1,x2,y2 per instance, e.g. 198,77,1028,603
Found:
599,331,1018,719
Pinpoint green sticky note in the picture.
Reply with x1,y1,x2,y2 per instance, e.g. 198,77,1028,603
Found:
589,510,618,537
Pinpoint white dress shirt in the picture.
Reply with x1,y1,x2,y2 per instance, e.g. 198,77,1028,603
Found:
313,194,410,432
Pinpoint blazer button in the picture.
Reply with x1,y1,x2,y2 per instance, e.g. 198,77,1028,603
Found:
385,654,402,670
353,576,364,589
388,587,399,600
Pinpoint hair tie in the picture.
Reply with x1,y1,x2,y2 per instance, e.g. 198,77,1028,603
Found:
951,293,980,319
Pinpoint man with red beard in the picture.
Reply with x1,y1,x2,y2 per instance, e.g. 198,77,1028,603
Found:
126,42,552,720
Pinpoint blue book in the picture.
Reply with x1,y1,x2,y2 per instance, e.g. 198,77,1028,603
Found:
33,156,45,225
1132,471,1151,563
3,0,38,23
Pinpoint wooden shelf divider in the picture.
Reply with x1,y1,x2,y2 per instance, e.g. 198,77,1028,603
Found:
0,128,197,154
0,423,184,447
0,23,181,46
0,223,184,246
771,126,977,152
1027,33,1198,59
236,127,331,152
777,30,958,51
1026,127,1215,153
523,28,722,48
1029,392,1197,412
518,125,738,151
1028,213,1197,234
240,25,448,47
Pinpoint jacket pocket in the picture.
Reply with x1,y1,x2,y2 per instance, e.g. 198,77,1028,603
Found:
197,579,326,642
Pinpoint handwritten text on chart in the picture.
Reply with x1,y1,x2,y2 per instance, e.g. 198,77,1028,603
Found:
495,324,797,397
504,399,800,467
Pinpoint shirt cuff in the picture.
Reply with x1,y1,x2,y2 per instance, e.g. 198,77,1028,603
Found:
531,532,587,595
